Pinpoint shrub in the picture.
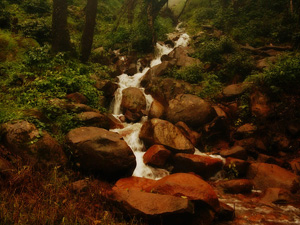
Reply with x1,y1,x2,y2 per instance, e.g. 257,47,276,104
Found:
167,64,205,84
21,0,51,15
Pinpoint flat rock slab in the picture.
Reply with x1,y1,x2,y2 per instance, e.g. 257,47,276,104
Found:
112,188,194,216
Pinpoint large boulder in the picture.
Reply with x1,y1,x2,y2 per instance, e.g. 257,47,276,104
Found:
141,61,172,87
166,94,216,128
112,188,194,218
175,122,201,147
0,121,66,165
172,153,223,179
250,91,271,118
145,173,220,212
144,77,197,104
167,46,200,67
65,127,136,178
121,87,146,122
139,118,195,153
114,176,156,191
76,112,110,129
246,163,300,193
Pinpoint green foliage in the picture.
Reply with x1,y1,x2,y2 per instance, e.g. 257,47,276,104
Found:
226,163,239,179
21,0,51,15
167,64,205,84
197,73,222,99
248,54,300,95
20,17,51,44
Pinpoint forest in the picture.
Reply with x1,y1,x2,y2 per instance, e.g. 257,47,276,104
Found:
0,0,300,224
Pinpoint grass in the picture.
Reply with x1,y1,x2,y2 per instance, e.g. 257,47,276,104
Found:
0,164,144,225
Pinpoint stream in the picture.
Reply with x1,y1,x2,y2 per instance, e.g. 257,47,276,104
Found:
109,26,300,224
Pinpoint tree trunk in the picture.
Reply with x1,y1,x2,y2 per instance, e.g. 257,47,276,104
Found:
80,0,98,63
52,0,71,52
290,0,293,14
147,0,157,48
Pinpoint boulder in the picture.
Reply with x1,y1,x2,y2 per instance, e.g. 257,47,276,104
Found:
141,61,171,87
246,163,300,193
172,153,223,179
1,121,66,164
217,179,253,194
144,77,196,104
105,113,124,129
65,127,136,178
221,83,250,99
143,145,171,168
114,176,156,191
175,122,201,147
259,188,293,205
100,81,119,98
167,46,200,67
290,158,300,175
66,92,88,104
145,173,220,212
220,146,247,160
224,157,250,177
250,91,271,118
149,99,165,119
112,188,194,217
217,202,235,221
76,112,110,129
235,123,257,139
166,94,216,128
121,87,146,122
139,119,195,153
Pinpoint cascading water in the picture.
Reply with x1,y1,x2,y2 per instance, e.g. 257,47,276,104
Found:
110,27,191,180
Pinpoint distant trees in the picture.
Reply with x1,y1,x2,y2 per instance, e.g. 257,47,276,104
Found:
52,0,71,53
80,0,98,62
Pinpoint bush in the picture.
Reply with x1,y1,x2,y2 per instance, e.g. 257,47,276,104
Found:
21,0,51,15
20,17,51,44
167,64,205,84
248,54,300,94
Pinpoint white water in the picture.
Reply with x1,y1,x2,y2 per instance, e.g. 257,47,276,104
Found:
109,27,191,180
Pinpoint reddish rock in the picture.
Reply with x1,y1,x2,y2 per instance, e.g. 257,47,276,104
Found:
114,176,156,191
224,157,250,177
121,87,146,122
145,173,220,212
66,92,88,104
143,145,171,167
65,127,136,178
235,123,257,139
148,99,164,119
166,94,216,128
257,154,285,167
272,134,290,151
99,81,119,97
250,91,271,118
220,146,247,160
290,158,300,175
218,179,253,194
71,179,89,193
105,114,124,129
259,188,293,205
76,112,110,129
175,122,201,146
173,153,223,179
246,163,300,193
139,119,195,153
112,188,194,217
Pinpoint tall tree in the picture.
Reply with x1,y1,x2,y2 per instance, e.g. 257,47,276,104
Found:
80,0,98,63
52,0,71,52
146,0,168,47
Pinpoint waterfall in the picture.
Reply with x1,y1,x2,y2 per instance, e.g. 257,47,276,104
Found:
110,30,190,180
